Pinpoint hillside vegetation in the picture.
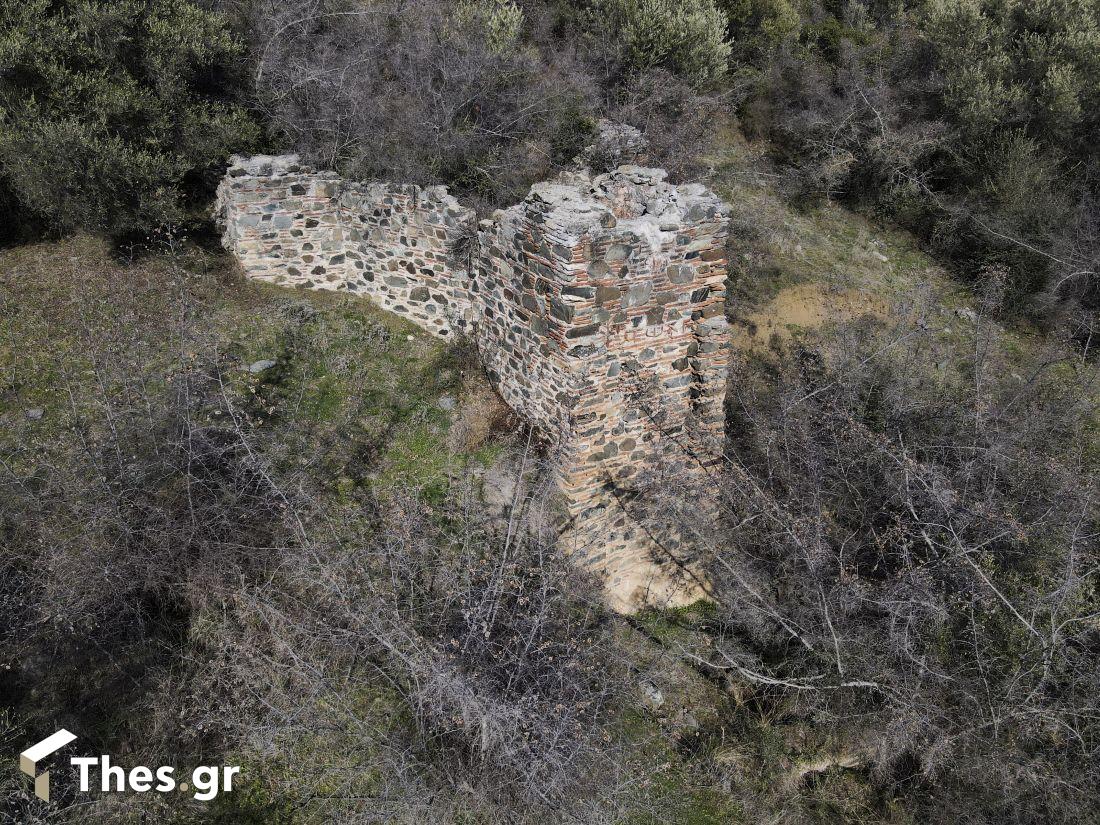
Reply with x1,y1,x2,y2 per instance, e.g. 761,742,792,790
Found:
2,0,1099,823
0,237,740,823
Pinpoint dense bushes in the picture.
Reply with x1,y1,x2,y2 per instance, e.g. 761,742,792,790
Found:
586,0,732,88
0,240,629,823
0,0,737,232
741,0,1100,318
640,294,1100,820
182,488,626,819
721,0,801,58
236,0,585,210
233,0,730,211
923,0,1099,155
0,0,258,238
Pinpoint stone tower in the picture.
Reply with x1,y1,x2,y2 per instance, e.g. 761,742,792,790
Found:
474,168,729,608
216,157,730,611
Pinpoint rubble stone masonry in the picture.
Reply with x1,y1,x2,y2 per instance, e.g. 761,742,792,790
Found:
216,155,478,337
217,156,731,611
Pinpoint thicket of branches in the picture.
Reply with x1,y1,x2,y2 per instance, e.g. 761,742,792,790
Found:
642,290,1100,820
0,248,636,824
737,0,1100,322
220,0,730,210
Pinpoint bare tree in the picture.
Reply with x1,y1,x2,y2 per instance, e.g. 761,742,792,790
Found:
231,0,598,210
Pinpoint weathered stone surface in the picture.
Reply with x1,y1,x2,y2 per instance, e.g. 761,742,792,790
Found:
215,155,477,338
217,157,731,613
622,282,652,308
474,166,731,611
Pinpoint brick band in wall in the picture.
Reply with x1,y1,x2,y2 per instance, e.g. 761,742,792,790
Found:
475,168,730,608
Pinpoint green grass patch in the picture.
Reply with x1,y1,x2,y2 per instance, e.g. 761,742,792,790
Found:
0,235,504,509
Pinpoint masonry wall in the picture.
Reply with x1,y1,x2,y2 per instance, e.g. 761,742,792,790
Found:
216,155,478,337
217,156,346,287
217,156,731,611
339,183,479,337
475,168,730,607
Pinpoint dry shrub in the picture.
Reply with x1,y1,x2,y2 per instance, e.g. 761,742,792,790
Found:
447,374,515,454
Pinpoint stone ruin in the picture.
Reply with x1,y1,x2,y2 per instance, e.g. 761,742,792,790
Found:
217,155,479,337
216,154,731,611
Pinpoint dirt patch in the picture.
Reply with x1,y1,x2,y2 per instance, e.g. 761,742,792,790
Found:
731,283,890,351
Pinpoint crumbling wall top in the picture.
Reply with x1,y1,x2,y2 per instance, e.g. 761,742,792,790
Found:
501,167,728,250
225,153,314,177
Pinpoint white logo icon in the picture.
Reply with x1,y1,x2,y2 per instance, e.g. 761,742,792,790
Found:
20,729,77,802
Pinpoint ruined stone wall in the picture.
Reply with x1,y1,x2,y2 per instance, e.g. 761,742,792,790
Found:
339,183,478,337
475,168,730,608
217,155,346,288
217,156,731,611
216,155,478,337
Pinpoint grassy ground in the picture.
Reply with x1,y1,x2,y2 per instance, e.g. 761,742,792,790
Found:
704,128,1054,356
706,127,1067,409
707,128,964,309
0,234,508,508
0,234,738,823
0,234,527,822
